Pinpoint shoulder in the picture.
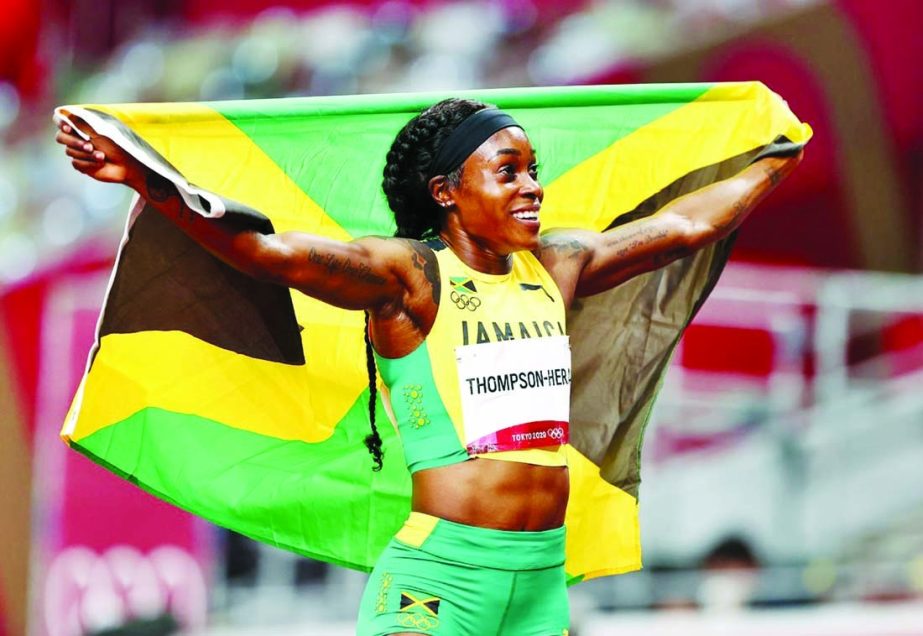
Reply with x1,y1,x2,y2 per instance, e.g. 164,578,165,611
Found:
351,236,438,270
399,238,441,293
535,229,595,267
533,229,597,308
368,237,442,347
359,236,442,309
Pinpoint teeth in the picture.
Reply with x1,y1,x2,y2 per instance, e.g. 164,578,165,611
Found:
513,211,539,221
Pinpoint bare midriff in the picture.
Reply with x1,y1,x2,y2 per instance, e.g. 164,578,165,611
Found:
411,458,569,531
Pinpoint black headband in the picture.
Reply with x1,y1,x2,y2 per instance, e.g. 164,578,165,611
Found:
428,108,522,178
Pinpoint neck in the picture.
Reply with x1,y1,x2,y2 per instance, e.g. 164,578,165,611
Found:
439,229,512,275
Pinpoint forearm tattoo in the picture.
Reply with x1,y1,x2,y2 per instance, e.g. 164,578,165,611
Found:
406,240,441,304
308,248,387,285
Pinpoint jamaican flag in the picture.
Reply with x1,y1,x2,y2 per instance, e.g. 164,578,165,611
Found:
56,83,810,583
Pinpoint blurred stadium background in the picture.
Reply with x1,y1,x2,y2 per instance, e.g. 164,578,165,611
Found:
1,0,921,634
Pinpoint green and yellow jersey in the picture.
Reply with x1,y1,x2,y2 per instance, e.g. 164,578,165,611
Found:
375,239,571,473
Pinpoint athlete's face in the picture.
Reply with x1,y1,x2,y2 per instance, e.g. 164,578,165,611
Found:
440,127,543,254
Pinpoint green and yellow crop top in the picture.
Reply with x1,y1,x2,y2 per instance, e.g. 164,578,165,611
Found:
374,239,571,474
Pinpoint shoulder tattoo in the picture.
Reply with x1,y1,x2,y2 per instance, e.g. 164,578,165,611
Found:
539,235,588,261
405,240,440,304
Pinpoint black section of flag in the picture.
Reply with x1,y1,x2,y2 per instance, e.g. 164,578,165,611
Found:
568,143,775,498
99,203,305,365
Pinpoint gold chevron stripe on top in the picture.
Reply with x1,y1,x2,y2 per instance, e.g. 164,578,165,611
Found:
81,103,369,428
83,103,350,239
65,330,363,443
542,82,812,231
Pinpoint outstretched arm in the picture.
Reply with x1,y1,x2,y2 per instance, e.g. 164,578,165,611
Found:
55,119,415,312
539,153,802,302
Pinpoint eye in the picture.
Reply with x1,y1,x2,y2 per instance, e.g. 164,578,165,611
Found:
498,164,516,179
529,163,540,178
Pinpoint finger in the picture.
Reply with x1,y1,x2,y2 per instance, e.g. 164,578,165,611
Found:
55,130,95,152
71,158,99,172
58,114,95,140
68,115,94,138
65,147,100,162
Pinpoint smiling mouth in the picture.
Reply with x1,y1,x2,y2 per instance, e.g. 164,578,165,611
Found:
512,209,540,222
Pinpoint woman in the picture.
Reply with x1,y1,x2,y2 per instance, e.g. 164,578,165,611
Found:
57,97,801,635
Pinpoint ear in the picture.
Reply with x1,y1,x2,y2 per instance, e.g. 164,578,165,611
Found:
428,175,455,210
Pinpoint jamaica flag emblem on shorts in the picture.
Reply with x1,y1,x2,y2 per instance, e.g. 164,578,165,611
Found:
399,591,440,631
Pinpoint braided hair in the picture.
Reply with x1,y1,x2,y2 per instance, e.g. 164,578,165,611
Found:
382,98,491,239
363,311,383,471
362,98,490,470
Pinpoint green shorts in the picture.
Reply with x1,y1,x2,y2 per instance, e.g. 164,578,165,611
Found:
357,512,569,636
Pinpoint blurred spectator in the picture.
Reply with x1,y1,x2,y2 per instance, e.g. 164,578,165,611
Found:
698,538,760,611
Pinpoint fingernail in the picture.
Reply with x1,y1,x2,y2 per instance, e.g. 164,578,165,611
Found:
94,151,105,161
83,143,93,152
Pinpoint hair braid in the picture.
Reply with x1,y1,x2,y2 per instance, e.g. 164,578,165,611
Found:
363,311,384,472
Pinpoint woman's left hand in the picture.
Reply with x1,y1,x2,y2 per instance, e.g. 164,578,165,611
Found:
55,117,145,188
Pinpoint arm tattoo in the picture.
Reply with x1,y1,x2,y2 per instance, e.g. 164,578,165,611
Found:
726,180,766,227
540,236,588,261
308,247,387,286
145,172,177,203
605,225,670,258
407,240,440,304
765,164,783,187
146,172,197,223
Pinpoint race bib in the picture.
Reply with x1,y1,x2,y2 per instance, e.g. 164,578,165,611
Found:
456,336,570,454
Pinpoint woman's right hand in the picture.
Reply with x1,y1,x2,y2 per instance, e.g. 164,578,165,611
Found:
55,117,145,189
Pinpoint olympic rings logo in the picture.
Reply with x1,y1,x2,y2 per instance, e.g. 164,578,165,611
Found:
398,612,439,631
548,427,566,440
450,291,481,311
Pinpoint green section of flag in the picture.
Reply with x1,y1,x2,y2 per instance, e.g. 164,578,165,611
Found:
213,84,712,237
76,393,411,570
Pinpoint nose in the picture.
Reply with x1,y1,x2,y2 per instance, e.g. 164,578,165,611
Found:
522,173,543,201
